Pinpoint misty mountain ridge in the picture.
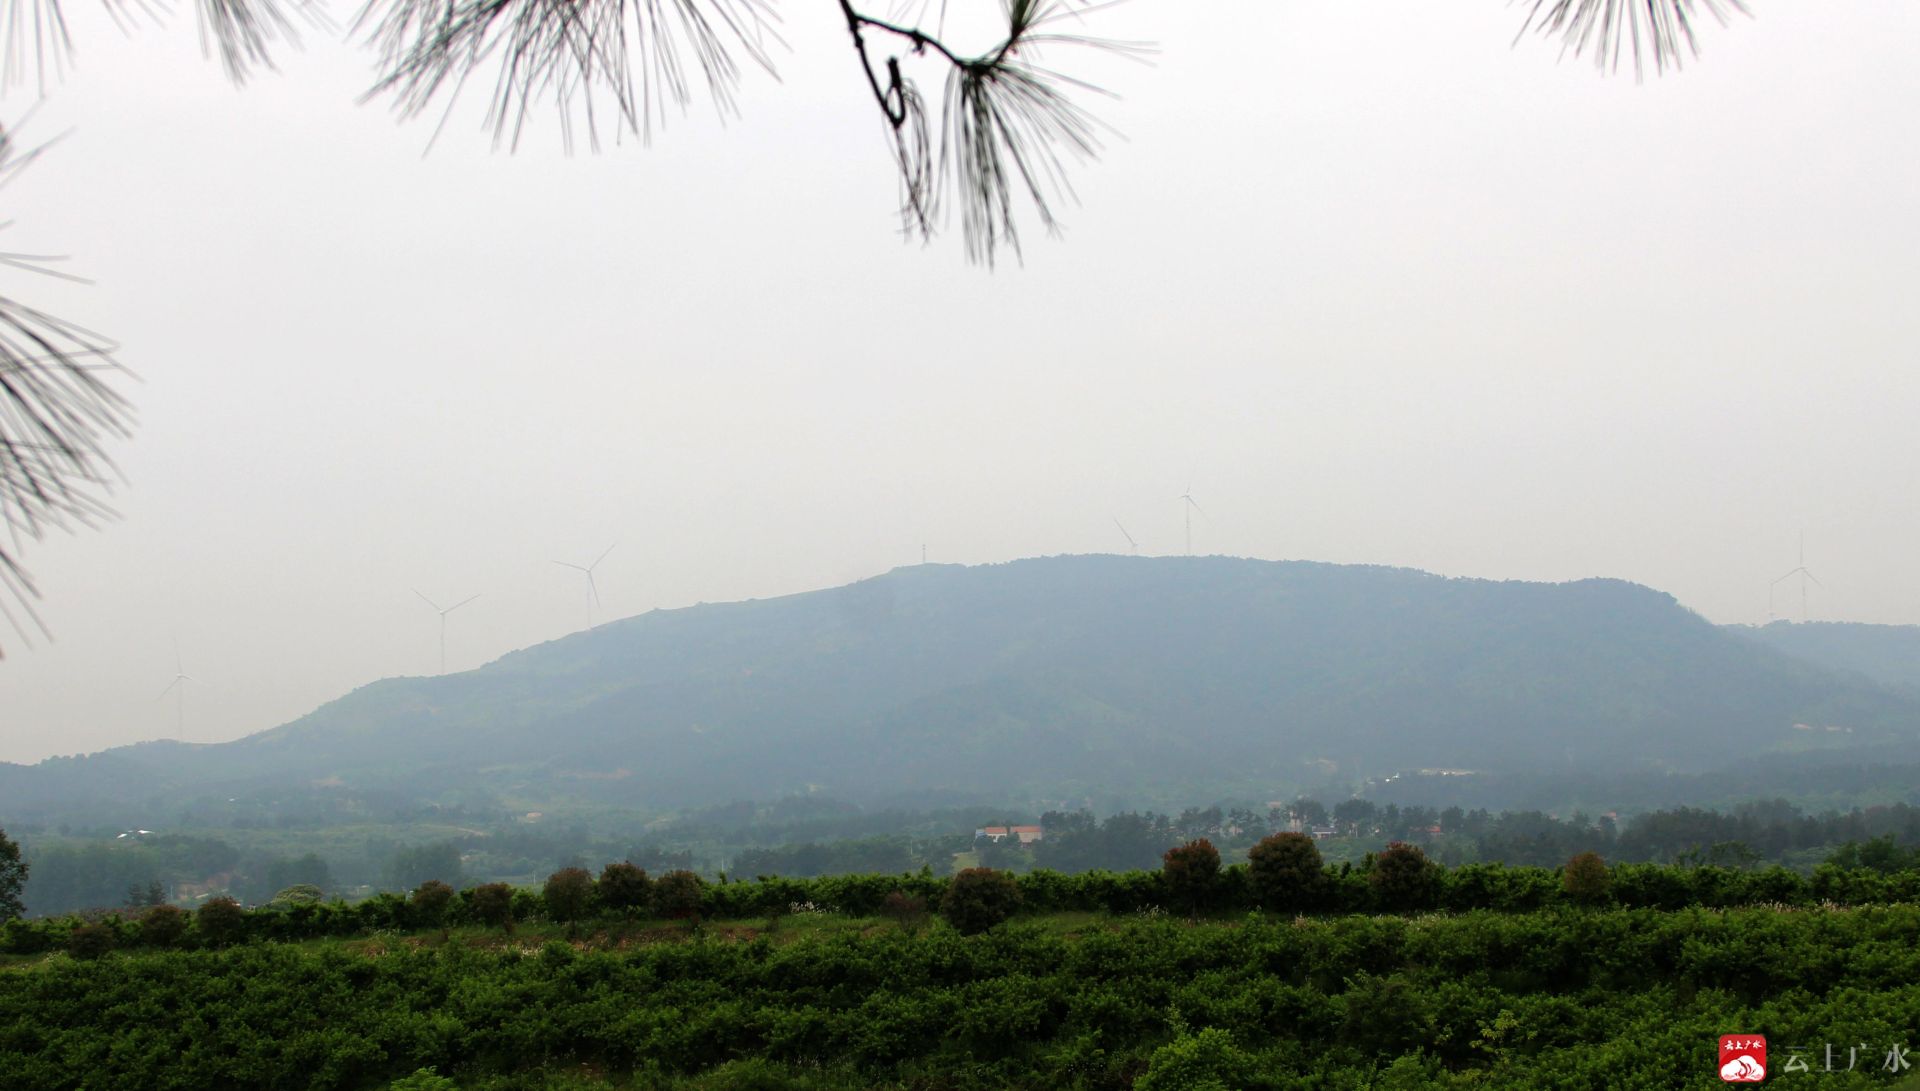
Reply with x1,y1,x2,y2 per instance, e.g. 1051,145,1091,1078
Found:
1730,620,1920,695
5,555,1917,823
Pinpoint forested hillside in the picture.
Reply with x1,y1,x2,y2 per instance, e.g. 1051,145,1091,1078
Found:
6,556,1917,827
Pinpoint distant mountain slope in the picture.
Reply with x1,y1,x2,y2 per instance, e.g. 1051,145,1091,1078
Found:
5,556,1917,823
1729,621,1920,695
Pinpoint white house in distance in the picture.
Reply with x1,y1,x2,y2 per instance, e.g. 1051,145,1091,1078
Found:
975,825,1044,844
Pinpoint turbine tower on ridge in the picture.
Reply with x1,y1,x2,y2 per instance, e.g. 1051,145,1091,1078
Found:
155,645,197,741
554,543,616,631
1178,482,1205,556
1769,535,1823,622
414,589,480,674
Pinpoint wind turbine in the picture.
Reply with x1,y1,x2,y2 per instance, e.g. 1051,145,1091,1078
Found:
553,543,615,631
1770,535,1823,622
414,589,480,674
1113,518,1138,554
155,646,196,740
1178,483,1206,556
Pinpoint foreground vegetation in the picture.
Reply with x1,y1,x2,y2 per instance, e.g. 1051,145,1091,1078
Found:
8,842,1920,1089
7,903,1920,1090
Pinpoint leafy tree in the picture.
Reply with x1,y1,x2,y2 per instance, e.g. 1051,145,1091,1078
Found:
196,896,248,946
1368,842,1438,912
543,867,596,922
138,904,190,948
1562,851,1612,904
1135,1024,1251,1091
1828,836,1920,874
469,882,515,930
0,828,24,921
653,870,708,922
1333,799,1378,834
941,867,1021,934
66,922,116,960
410,880,456,925
598,861,652,915
1290,798,1330,827
1248,832,1325,913
1160,839,1221,915
1338,973,1433,1056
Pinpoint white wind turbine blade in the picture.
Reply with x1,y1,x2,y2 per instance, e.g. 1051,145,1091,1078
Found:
445,595,480,614
413,589,444,612
590,543,616,570
156,677,183,700
554,561,589,573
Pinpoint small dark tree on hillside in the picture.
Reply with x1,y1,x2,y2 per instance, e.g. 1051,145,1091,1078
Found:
653,870,708,923
1249,832,1326,913
941,868,1022,935
1563,852,1612,905
67,921,116,959
1161,839,1222,916
470,883,515,931
598,862,652,916
0,828,25,921
139,904,189,947
1368,842,1438,912
544,868,596,922
196,896,247,946
410,880,455,925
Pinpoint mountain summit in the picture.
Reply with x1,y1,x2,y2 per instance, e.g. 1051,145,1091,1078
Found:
5,555,1914,821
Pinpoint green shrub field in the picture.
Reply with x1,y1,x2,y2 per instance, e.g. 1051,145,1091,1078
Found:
6,861,1920,1089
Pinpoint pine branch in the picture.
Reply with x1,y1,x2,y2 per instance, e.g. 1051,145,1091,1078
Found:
357,0,783,151
1,0,323,89
1515,0,1752,78
0,127,134,656
843,0,1149,265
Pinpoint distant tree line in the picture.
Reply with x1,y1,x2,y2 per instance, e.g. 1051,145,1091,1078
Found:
15,798,1920,917
20,835,1920,953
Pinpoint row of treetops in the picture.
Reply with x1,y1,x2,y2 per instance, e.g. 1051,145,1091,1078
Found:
11,834,1920,961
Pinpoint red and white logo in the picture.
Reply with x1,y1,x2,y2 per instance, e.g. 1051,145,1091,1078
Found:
1720,1035,1767,1082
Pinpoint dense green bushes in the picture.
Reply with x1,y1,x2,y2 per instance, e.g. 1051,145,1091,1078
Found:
941,868,1022,934
10,857,1920,955
1249,832,1324,912
7,906,1920,1089
1160,839,1222,915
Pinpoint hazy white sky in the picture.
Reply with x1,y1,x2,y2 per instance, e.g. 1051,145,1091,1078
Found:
2,1,1916,764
